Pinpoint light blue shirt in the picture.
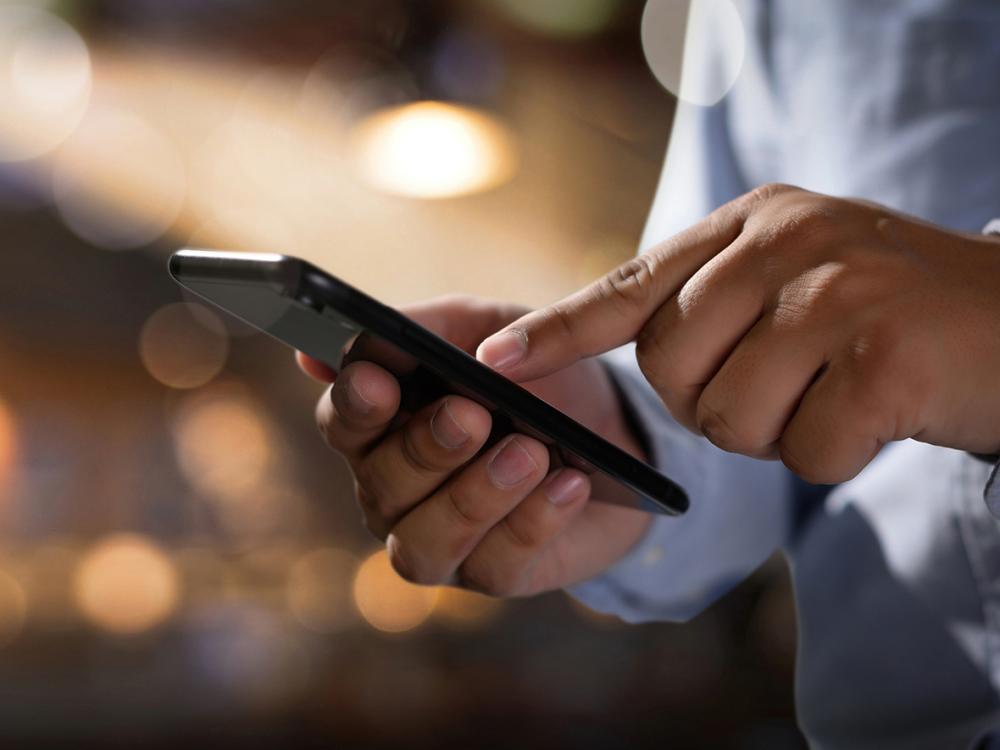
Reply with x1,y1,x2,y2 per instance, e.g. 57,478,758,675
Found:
568,2,1000,748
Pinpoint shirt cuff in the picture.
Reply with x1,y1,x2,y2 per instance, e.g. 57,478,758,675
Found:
566,344,791,623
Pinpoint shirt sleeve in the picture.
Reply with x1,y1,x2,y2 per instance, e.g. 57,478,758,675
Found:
566,344,794,623
564,53,797,621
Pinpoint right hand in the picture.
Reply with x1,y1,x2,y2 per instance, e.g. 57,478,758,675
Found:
299,295,654,597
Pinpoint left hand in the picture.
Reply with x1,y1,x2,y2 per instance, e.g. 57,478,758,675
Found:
298,296,654,597
477,184,1000,484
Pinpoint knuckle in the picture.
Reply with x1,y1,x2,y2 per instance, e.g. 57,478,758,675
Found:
352,460,377,498
778,438,844,485
764,205,834,252
774,262,851,324
457,557,520,598
401,419,455,475
500,514,541,551
697,402,753,454
748,182,796,206
599,255,658,311
445,483,494,528
537,303,579,349
386,534,438,586
353,462,396,524
777,440,826,484
634,324,677,395
355,484,389,540
845,320,909,386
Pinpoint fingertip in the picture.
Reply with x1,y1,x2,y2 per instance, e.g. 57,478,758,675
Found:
542,468,590,507
476,327,528,372
334,361,401,421
296,351,338,383
501,434,551,481
439,396,493,445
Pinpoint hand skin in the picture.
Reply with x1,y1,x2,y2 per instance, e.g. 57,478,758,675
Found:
479,184,1000,485
298,296,653,597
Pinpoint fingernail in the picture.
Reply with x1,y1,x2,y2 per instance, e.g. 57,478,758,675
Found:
488,438,537,488
430,400,470,449
544,470,587,506
346,377,375,415
478,330,527,371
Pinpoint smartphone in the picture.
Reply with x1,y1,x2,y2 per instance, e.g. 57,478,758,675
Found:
168,249,689,516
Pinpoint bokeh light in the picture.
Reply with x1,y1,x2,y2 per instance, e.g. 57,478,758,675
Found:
352,549,438,634
350,101,517,199
286,547,358,634
73,534,181,635
53,109,187,249
197,117,301,201
491,0,621,38
641,0,746,107
432,586,503,630
0,568,27,647
139,302,229,389
0,397,19,486
171,388,273,504
0,6,91,161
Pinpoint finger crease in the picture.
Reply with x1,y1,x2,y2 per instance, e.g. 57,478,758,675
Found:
500,515,537,550
400,427,447,475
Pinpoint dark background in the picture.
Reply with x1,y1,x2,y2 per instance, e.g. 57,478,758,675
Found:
0,1,804,746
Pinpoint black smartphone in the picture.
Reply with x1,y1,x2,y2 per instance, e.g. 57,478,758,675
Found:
168,249,688,516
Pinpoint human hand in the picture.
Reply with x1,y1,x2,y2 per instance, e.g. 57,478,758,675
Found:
478,184,1000,484
299,295,653,596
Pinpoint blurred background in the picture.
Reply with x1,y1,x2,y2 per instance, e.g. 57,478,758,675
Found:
0,0,804,746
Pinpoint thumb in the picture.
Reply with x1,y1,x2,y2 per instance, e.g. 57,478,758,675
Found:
476,205,747,381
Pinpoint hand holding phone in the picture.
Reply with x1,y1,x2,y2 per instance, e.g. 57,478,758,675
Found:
302,295,658,595
169,249,688,595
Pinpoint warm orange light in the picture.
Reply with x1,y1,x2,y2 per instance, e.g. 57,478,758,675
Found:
351,101,517,199
432,586,503,629
139,303,228,389
286,547,358,634
0,398,18,487
171,389,273,503
73,534,180,635
434,587,503,630
352,549,438,634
